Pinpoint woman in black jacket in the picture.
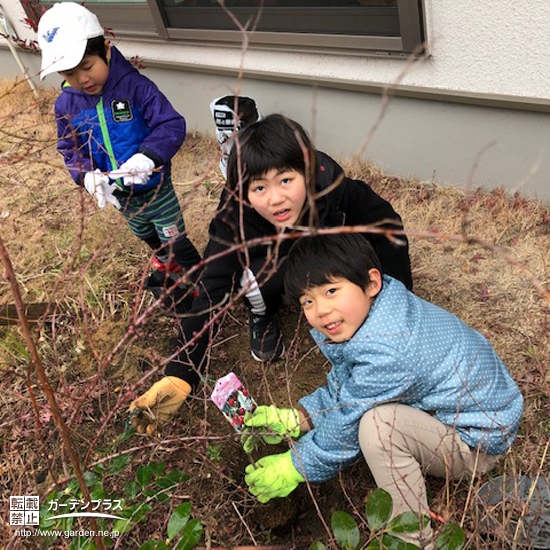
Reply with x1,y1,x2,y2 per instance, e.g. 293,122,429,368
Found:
129,114,413,434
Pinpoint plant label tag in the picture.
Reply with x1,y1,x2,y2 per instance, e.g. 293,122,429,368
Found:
211,372,256,432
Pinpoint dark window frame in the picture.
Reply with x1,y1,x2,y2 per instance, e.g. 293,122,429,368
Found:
149,0,425,57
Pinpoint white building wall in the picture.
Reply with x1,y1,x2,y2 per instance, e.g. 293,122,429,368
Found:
4,0,550,100
111,0,550,101
2,0,550,200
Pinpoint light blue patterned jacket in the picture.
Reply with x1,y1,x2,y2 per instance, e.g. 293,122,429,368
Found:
293,276,523,483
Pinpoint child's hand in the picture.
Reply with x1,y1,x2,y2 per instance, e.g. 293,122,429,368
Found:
84,169,110,208
129,376,191,434
83,170,121,209
110,153,155,186
244,450,304,503
103,182,122,210
241,405,301,452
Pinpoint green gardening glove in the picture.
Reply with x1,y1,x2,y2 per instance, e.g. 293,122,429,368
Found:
245,450,305,503
241,405,301,453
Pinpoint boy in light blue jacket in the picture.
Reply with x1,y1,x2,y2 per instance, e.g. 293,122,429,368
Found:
244,233,523,548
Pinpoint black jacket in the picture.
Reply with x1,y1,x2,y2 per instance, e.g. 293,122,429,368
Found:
165,151,412,387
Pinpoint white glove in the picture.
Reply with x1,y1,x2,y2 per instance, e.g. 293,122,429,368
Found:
84,169,110,208
83,169,121,210
110,153,156,186
102,182,122,210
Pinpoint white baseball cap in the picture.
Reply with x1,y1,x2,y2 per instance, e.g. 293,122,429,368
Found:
37,2,104,80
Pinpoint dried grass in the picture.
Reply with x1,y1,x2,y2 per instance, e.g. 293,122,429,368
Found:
1,76,549,549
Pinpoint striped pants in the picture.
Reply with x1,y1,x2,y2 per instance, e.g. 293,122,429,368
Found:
116,176,201,271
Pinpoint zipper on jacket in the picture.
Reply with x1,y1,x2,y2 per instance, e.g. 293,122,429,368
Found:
96,97,124,190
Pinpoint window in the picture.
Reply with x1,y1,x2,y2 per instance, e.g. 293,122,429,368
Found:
34,0,157,37
32,0,425,57
150,0,425,57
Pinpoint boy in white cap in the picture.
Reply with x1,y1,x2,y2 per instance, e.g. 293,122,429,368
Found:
37,3,201,293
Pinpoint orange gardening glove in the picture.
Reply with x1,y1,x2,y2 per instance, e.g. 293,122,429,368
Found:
129,376,191,434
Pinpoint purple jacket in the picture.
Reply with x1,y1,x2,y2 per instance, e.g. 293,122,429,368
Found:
54,46,185,191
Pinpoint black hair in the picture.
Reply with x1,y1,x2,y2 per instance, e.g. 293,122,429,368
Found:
226,113,315,196
83,36,108,64
284,233,383,304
